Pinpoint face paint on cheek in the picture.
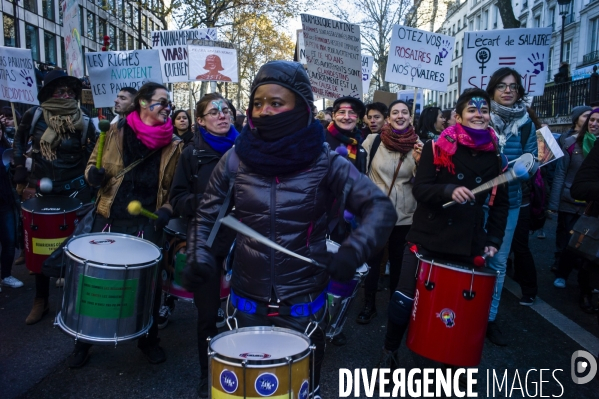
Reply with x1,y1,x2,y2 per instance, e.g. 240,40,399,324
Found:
468,97,488,115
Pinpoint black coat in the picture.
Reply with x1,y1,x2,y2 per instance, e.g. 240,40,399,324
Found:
571,139,599,203
407,140,509,257
325,130,367,174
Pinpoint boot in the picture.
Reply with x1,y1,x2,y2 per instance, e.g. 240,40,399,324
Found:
26,297,49,325
356,292,377,324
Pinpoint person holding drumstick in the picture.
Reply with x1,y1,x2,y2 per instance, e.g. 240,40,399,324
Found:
73,82,183,369
376,88,509,369
183,60,397,398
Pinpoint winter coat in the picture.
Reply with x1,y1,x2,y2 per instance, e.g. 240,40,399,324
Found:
571,140,599,202
188,145,398,303
85,120,183,218
326,128,367,174
13,106,96,184
362,133,418,225
547,136,587,214
407,140,509,257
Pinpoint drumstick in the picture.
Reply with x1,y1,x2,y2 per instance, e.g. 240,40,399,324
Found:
442,161,529,208
127,200,158,220
95,120,111,169
220,215,326,268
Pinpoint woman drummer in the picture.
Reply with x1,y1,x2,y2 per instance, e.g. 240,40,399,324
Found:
376,88,510,368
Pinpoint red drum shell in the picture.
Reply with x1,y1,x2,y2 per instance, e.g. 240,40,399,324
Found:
406,258,497,367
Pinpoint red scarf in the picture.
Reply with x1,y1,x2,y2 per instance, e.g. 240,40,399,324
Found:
126,111,174,150
327,123,359,160
380,124,419,154
433,124,497,174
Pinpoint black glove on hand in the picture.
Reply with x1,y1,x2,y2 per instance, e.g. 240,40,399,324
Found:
87,166,105,187
327,246,360,282
12,165,28,184
154,208,171,231
182,260,213,292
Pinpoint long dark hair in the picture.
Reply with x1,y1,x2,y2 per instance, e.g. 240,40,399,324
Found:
417,106,442,140
486,67,528,104
171,109,191,134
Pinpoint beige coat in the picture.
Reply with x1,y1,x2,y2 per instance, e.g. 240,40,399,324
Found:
362,133,419,225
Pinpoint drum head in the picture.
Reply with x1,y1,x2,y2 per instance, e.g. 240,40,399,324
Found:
66,233,161,267
21,196,82,214
164,218,188,238
420,257,496,277
210,327,311,364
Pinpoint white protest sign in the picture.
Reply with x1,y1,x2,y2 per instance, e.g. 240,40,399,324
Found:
385,25,455,92
461,28,552,95
397,89,424,115
62,0,84,78
151,29,217,83
187,42,238,83
296,30,307,65
362,55,374,97
301,14,362,100
0,47,39,105
86,49,163,108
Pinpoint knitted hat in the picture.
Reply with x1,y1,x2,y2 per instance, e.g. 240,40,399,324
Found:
572,106,592,125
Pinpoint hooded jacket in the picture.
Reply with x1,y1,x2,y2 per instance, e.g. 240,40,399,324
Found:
187,61,397,303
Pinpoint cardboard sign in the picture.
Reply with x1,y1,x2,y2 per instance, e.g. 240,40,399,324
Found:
461,28,552,95
301,14,362,100
0,46,39,105
385,25,454,92
62,0,84,78
81,89,94,105
373,90,399,107
86,49,163,108
187,43,238,83
151,29,217,83
362,55,374,98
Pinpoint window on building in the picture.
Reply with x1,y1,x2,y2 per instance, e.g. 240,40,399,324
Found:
23,0,37,12
549,7,555,30
119,29,126,50
59,2,63,24
590,18,599,54
564,41,571,64
99,18,107,39
128,34,134,50
469,20,474,31
450,68,454,83
25,24,40,61
464,16,467,28
456,40,460,57
142,15,147,37
79,6,84,33
42,0,55,21
121,0,126,22
44,31,57,64
455,66,459,83
534,16,541,27
127,4,133,27
547,48,553,82
449,92,453,107
493,6,499,28
109,0,116,15
109,24,117,49
454,90,458,106
475,15,481,30
483,10,489,29
3,15,16,47
87,11,96,39
458,20,461,30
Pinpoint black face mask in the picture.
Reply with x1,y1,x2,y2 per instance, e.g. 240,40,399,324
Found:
251,101,310,142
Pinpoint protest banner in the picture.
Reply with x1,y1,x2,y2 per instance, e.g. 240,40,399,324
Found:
301,14,362,100
461,28,552,95
86,49,163,108
296,30,307,65
397,89,424,115
62,0,84,78
385,25,455,92
187,40,238,83
536,126,564,166
0,47,39,105
151,28,217,83
362,55,374,98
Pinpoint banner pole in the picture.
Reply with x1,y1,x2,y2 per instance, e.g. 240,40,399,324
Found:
412,87,418,118
10,102,19,129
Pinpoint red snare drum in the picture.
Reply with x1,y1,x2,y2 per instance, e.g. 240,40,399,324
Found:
21,196,82,273
406,257,497,367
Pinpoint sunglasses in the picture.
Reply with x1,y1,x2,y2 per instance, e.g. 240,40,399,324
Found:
149,98,173,110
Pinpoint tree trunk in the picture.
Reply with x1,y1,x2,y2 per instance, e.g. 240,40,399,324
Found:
496,0,521,28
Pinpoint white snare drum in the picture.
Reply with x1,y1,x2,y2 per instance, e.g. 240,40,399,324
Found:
56,233,161,345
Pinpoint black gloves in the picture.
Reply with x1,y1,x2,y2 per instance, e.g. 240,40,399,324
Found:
182,260,213,292
87,166,105,187
327,246,360,282
154,208,171,232
12,165,28,184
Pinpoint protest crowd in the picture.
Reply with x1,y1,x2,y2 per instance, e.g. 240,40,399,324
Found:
1,13,599,399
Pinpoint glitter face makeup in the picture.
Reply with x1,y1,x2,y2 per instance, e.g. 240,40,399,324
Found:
468,97,487,115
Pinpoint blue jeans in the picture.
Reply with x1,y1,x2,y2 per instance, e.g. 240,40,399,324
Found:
486,206,520,322
0,203,16,279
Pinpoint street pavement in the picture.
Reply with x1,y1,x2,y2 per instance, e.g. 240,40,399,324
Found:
1,216,599,398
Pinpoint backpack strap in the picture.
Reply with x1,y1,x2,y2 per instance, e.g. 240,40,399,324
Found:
28,106,43,139
207,149,239,248
367,134,381,174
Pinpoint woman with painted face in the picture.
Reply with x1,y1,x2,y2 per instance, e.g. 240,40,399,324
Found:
326,96,367,173
416,106,446,141
73,82,183,369
356,100,422,325
183,61,397,398
377,88,509,369
484,68,538,346
172,109,193,145
550,109,599,312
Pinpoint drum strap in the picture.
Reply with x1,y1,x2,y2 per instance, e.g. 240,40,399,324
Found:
230,289,326,317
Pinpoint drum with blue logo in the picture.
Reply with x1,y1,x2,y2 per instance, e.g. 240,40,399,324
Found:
208,327,313,398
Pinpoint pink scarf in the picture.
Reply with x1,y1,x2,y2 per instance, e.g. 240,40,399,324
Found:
433,124,497,174
126,111,174,150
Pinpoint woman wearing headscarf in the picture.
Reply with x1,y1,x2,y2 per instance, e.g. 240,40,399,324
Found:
183,61,397,398
172,109,193,145
356,100,422,325
72,82,183,369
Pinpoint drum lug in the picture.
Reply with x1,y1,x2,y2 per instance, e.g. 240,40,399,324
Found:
463,290,476,300
59,224,68,231
30,224,38,231
424,281,435,290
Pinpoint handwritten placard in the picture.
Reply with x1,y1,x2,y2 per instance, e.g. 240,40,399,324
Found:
296,30,307,65
187,43,238,83
385,25,455,92
461,28,552,95
86,49,163,108
301,14,362,100
151,28,217,83
62,0,84,78
362,55,374,98
0,47,39,105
